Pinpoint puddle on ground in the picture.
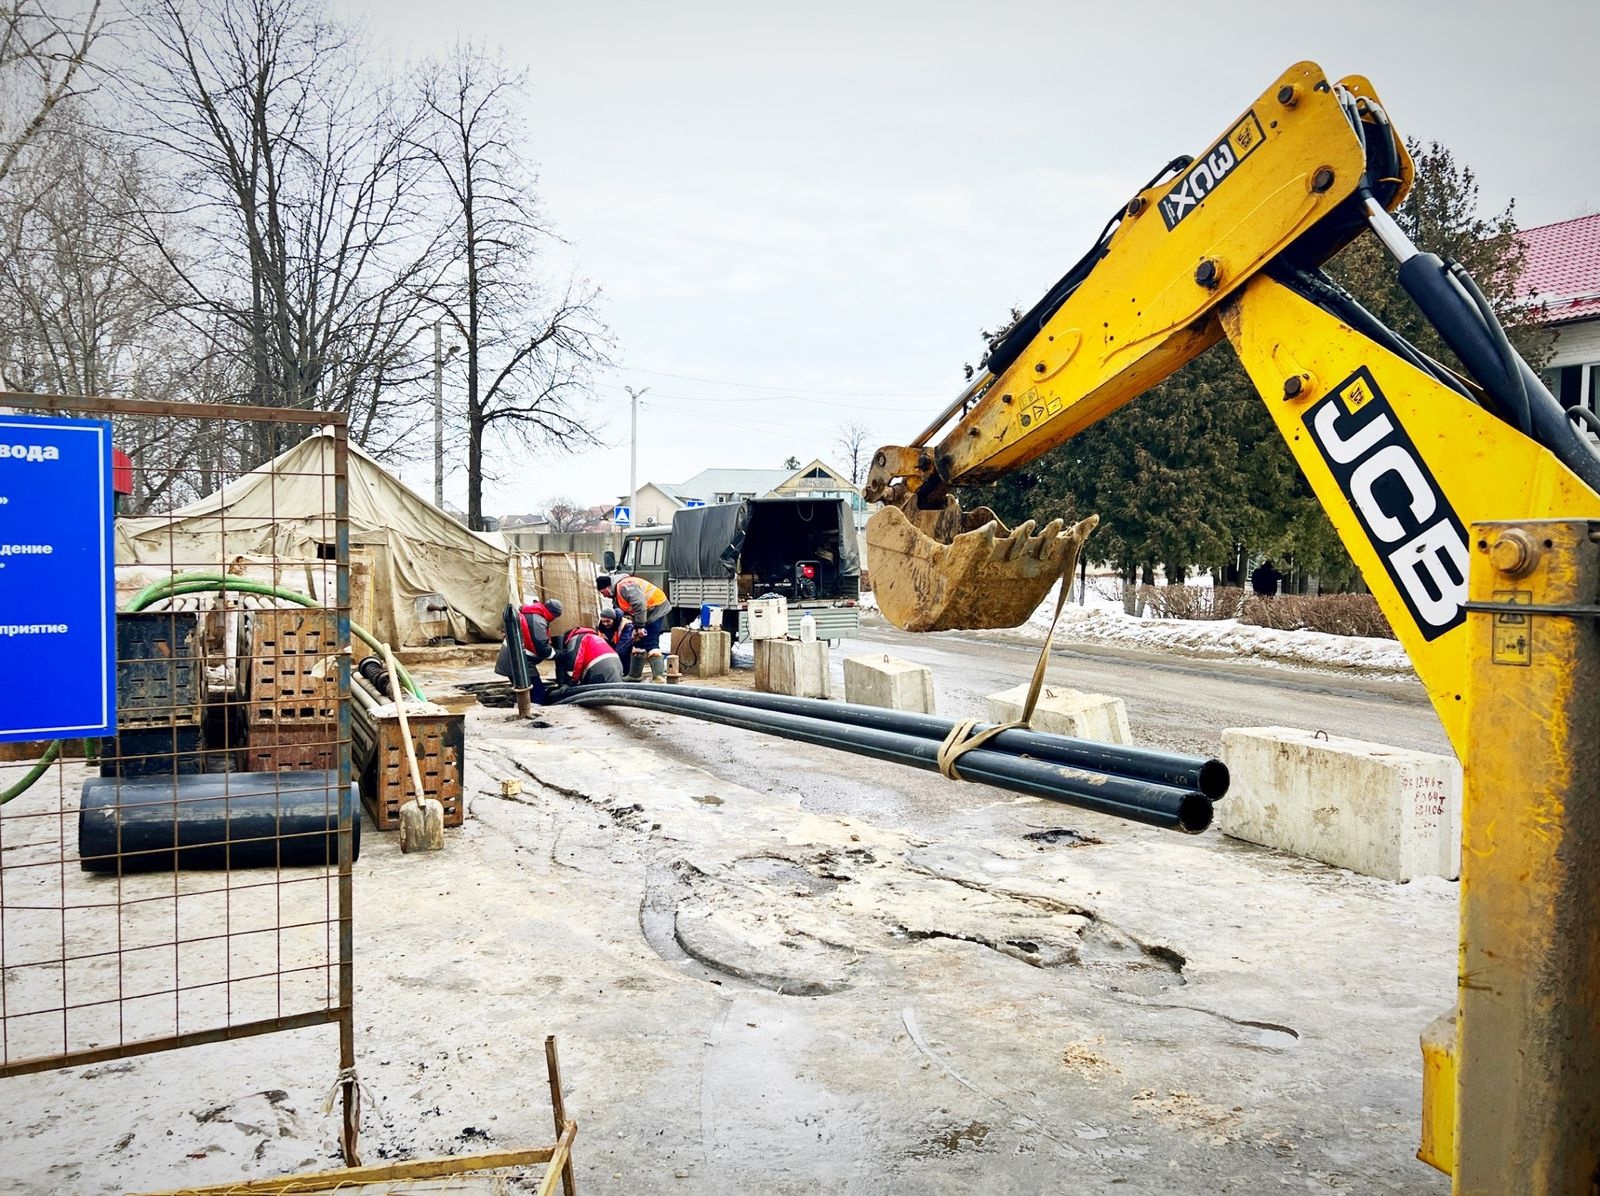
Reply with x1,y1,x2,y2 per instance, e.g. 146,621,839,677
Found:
909,1120,991,1157
1023,827,1103,848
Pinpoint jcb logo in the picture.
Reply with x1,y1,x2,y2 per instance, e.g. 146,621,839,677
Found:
1303,368,1469,640
1160,112,1265,231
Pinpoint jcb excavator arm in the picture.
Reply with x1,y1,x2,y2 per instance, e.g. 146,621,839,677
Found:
867,61,1600,1193
863,62,1411,632
866,63,1403,508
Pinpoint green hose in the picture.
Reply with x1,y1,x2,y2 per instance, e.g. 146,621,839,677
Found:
2,573,431,806
0,739,61,806
128,574,426,700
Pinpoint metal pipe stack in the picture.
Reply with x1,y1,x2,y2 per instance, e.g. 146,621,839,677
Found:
556,684,1224,834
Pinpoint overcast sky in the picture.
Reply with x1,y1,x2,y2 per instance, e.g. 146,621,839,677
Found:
339,0,1600,521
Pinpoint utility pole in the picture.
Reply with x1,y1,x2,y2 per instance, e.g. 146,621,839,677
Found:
624,385,649,527
433,319,459,509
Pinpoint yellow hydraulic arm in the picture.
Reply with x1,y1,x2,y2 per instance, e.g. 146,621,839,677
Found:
865,61,1600,1192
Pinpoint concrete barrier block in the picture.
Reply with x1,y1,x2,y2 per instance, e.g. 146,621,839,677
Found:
986,684,1130,744
755,638,829,698
674,628,729,678
1219,727,1461,883
843,653,935,713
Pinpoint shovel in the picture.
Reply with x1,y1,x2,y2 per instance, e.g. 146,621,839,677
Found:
383,642,444,853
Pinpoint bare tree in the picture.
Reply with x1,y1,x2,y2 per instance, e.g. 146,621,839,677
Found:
543,496,588,533
418,44,610,530
127,0,449,467
0,101,243,510
835,419,873,486
0,1,104,187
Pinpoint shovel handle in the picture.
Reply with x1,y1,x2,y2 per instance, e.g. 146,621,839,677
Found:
381,641,428,806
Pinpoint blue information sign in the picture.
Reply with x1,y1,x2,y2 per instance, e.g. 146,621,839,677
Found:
613,505,631,527
0,415,116,742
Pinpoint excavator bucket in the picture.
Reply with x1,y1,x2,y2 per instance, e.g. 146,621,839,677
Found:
866,497,1098,633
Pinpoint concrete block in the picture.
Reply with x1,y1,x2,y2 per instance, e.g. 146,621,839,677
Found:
986,684,1130,744
843,653,935,713
671,628,729,677
755,638,829,699
1219,726,1461,883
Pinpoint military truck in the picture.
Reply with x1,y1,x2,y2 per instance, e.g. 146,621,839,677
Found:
612,497,862,642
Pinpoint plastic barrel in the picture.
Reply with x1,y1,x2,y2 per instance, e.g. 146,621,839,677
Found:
78,771,361,874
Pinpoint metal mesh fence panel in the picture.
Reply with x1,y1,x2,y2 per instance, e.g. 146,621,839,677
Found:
0,393,356,1152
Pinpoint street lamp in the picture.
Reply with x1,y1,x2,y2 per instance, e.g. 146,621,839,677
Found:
433,318,461,508
623,384,650,527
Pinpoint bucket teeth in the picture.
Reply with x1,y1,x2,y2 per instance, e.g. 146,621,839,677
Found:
866,501,1098,632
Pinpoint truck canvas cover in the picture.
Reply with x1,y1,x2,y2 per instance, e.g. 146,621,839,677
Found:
666,498,861,594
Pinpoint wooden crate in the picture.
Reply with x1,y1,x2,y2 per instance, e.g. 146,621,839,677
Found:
116,611,203,727
352,706,465,830
243,721,341,773
246,608,340,724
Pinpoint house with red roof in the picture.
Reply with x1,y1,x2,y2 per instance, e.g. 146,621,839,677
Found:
1519,212,1600,409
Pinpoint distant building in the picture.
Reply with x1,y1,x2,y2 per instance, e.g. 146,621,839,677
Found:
617,460,871,533
672,467,795,506
1520,212,1600,410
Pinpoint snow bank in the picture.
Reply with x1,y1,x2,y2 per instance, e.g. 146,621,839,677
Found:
862,579,1412,678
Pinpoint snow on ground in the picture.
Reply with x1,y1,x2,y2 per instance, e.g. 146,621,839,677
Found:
860,579,1414,678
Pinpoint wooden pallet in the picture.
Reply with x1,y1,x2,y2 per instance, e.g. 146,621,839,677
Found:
245,609,340,724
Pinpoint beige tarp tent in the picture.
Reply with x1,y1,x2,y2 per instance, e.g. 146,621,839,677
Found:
116,431,513,646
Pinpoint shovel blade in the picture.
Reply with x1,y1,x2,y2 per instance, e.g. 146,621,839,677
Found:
866,500,1097,633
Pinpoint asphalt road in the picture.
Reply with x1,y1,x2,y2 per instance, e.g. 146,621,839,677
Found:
624,616,1452,830
844,617,1453,759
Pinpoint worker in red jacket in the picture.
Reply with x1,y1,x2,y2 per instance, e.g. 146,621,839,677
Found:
494,598,564,704
554,625,624,688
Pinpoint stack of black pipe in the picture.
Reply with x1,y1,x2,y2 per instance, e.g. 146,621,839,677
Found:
556,684,1225,834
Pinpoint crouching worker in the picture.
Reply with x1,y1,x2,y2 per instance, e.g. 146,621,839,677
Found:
553,624,624,692
596,573,667,680
597,606,636,674
493,597,564,705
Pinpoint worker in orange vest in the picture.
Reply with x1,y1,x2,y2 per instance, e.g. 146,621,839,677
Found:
596,573,669,680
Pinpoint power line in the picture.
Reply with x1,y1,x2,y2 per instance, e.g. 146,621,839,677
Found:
608,366,949,399
594,380,930,412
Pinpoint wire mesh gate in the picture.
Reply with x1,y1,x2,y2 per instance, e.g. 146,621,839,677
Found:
0,393,361,1162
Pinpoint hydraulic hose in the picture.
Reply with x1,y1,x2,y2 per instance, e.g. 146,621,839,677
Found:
558,685,1214,834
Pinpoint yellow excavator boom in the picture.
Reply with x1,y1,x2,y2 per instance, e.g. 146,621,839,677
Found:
864,60,1600,1192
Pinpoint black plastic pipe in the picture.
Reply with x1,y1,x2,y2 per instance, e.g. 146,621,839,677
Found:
558,686,1212,833
581,683,1228,800
500,604,532,691
78,771,360,874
